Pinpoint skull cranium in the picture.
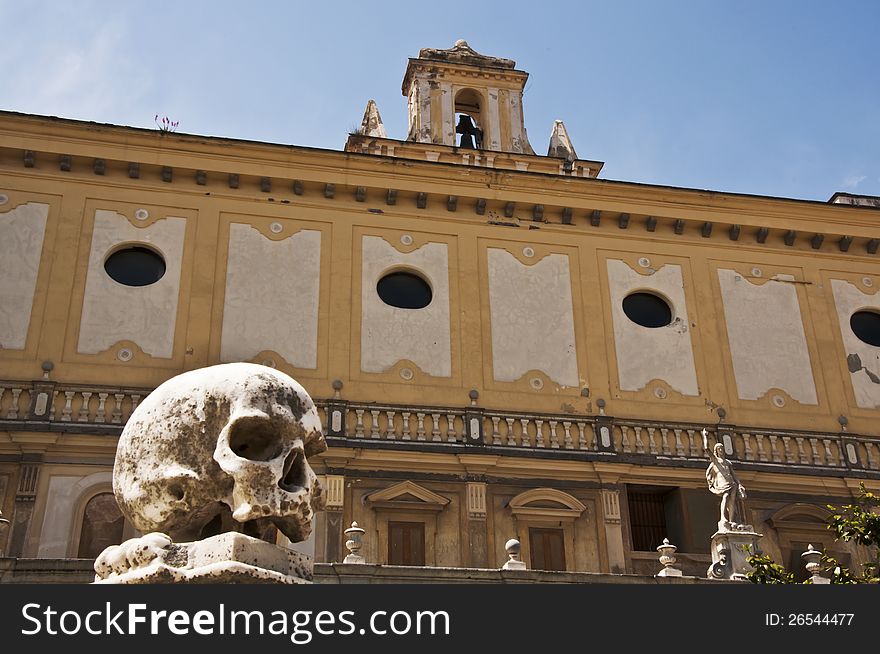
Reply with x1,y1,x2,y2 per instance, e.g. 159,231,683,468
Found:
113,363,326,543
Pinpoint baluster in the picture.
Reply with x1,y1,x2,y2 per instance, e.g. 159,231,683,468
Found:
431,413,442,442
808,438,820,465
549,420,559,449
781,436,793,463
769,435,781,462
576,422,587,450
520,418,531,448
385,410,396,440
822,439,834,466
491,416,502,446
61,391,74,421
756,434,767,462
563,422,573,449
111,393,124,424
535,419,545,448
78,392,92,422
416,412,426,441
367,410,379,439
741,433,753,461
687,429,698,457
837,442,846,467
49,390,59,421
130,394,141,417
674,429,685,457
321,406,330,435
620,425,630,453
354,409,365,437
505,417,516,446
400,412,410,440
795,437,808,464
446,413,457,442
660,428,671,455
647,427,657,455
0,387,4,416
94,392,108,423
634,426,644,454
7,388,22,419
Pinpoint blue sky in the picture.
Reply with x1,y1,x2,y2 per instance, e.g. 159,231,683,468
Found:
2,0,878,201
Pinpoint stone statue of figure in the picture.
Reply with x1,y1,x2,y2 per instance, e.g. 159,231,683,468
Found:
456,114,483,149
701,429,747,530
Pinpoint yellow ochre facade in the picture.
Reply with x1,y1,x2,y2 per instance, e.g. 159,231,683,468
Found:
1,41,878,579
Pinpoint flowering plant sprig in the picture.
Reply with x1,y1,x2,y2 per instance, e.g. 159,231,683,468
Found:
154,114,179,133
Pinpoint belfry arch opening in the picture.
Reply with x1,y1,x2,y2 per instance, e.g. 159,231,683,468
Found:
454,88,484,149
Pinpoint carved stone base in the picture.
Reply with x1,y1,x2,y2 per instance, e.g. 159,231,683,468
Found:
707,529,762,581
93,532,313,584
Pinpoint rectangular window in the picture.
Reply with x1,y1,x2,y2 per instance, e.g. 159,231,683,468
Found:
628,489,668,551
388,521,425,566
529,527,566,571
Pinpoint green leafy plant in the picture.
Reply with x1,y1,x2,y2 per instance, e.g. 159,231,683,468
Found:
747,483,879,584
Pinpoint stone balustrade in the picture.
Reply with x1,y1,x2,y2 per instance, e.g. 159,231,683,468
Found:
2,379,879,475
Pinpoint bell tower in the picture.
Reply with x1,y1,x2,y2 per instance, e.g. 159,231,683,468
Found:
402,39,535,154
347,41,603,178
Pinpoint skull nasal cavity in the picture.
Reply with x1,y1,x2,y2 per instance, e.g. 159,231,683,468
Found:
280,449,307,492
229,416,284,461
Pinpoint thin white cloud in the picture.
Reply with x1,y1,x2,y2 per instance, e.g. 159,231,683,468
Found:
842,174,867,188
1,12,153,127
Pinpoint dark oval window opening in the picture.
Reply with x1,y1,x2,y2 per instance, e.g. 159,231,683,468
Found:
377,271,432,309
104,246,166,287
850,310,880,347
623,292,672,328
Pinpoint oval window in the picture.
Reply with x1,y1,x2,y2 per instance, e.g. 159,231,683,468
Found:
376,271,432,309
622,292,672,328
104,246,166,287
850,310,880,347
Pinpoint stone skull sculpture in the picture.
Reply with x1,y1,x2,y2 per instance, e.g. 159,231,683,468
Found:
113,362,326,543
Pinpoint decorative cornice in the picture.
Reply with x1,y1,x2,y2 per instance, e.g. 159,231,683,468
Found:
2,111,878,258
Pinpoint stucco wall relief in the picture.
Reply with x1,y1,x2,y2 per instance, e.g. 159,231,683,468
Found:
606,258,699,396
77,209,185,359
831,279,880,409
360,235,452,378
0,201,49,350
717,268,817,405
487,248,579,387
220,222,321,369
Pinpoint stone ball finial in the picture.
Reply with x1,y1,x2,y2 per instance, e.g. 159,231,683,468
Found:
454,39,468,48
502,538,526,570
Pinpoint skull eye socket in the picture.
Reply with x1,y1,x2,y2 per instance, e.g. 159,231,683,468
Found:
229,415,284,461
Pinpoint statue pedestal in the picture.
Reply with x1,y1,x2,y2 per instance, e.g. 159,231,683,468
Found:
93,532,313,584
708,528,762,581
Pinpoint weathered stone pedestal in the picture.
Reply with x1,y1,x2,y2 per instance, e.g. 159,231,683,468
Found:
93,532,313,584
707,527,762,581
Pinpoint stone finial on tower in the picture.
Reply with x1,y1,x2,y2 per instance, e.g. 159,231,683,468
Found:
357,100,387,138
547,120,577,160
